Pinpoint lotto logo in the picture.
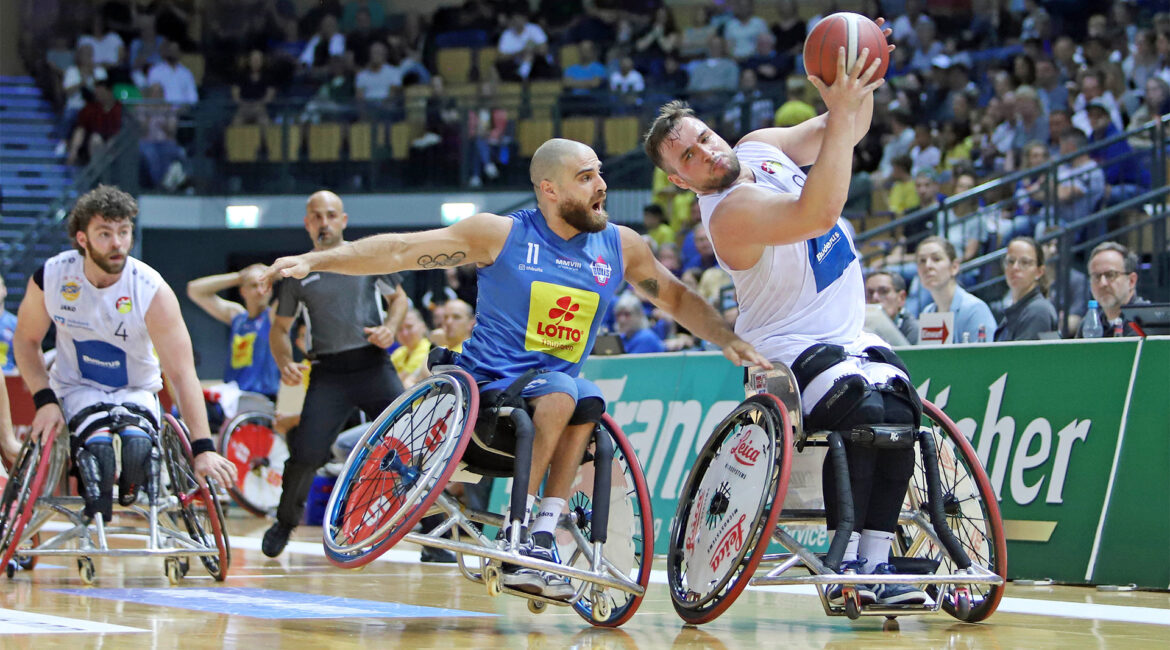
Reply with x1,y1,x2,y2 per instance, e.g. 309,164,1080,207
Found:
548,296,579,322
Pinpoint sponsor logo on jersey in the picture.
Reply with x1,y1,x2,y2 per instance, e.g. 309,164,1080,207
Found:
231,331,257,369
60,304,76,312
61,281,81,301
525,281,599,363
590,255,611,286
116,296,133,314
554,257,583,271
53,315,66,325
760,160,785,175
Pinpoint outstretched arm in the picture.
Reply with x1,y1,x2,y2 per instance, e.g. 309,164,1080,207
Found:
619,227,771,369
186,271,247,325
262,213,513,284
145,283,238,489
13,277,64,443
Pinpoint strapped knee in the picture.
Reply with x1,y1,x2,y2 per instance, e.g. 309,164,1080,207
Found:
792,344,848,391
118,427,153,487
806,375,884,432
568,397,605,426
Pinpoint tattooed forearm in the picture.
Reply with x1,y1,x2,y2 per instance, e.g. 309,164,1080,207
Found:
637,278,659,298
417,251,467,269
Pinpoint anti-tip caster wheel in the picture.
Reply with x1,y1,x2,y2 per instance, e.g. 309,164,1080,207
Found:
843,589,862,620
165,557,182,585
883,616,900,632
527,599,546,614
484,565,502,597
78,557,96,585
591,593,612,622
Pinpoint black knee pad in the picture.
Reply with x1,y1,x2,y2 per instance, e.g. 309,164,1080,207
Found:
806,374,883,432
568,397,605,426
876,377,922,425
791,343,848,391
863,346,910,376
76,440,116,521
117,429,153,505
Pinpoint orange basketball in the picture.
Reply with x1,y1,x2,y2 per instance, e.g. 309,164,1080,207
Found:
803,12,889,86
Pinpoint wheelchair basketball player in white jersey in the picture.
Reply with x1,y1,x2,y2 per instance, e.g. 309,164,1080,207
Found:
13,185,236,523
644,45,930,607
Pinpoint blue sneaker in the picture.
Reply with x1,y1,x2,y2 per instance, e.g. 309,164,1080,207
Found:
501,530,574,600
826,559,876,606
871,562,927,605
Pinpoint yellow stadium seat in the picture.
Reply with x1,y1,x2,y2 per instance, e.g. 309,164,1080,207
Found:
561,117,596,147
264,124,302,162
307,123,343,162
526,80,563,114
390,121,422,161
180,53,205,85
558,44,581,71
518,118,553,158
348,122,385,162
436,48,473,83
476,48,497,78
224,124,261,163
603,116,640,156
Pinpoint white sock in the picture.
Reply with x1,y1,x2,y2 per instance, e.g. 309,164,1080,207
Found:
858,529,895,570
506,493,537,527
840,531,861,563
531,497,566,536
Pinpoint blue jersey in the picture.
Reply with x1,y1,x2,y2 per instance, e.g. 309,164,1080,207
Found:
223,309,280,397
0,310,16,373
459,208,624,380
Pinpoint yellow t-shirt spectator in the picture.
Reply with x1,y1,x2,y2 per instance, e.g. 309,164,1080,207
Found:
774,100,817,127
943,137,974,170
647,223,676,249
391,339,432,380
652,167,696,234
887,180,920,215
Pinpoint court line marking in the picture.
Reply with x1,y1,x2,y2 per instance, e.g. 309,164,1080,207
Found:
0,607,147,635
1085,338,1143,581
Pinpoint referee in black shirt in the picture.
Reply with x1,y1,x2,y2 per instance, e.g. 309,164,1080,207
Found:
262,190,407,557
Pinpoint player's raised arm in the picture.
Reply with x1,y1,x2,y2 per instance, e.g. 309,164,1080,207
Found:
263,213,513,283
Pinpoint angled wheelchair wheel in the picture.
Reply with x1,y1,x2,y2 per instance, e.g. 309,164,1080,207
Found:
160,414,231,581
667,393,793,624
323,370,477,568
897,400,1007,622
0,437,59,577
219,412,286,517
556,414,654,628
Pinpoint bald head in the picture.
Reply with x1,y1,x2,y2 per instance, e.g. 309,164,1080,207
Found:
442,299,475,346
529,138,593,187
305,189,347,249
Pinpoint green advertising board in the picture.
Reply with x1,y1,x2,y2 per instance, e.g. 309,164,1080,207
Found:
486,338,1169,587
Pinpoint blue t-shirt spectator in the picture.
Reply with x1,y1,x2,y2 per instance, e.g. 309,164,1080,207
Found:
921,286,998,343
621,328,666,354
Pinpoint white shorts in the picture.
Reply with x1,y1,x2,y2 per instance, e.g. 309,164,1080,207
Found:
799,354,909,418
57,385,160,438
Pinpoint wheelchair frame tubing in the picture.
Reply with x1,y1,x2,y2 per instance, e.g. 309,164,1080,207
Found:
588,425,615,545
917,428,973,570
823,431,855,572
506,408,535,532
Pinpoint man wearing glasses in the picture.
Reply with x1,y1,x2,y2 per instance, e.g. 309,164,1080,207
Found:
1077,241,1150,338
864,272,918,344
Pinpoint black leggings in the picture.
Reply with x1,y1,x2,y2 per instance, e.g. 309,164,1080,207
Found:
823,442,916,534
276,359,404,526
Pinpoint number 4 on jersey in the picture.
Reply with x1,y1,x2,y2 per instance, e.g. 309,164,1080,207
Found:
115,322,129,340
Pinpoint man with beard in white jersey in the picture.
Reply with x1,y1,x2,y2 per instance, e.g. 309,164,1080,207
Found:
12,185,236,523
644,41,929,607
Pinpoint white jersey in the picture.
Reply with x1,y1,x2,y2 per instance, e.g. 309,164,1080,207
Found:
42,250,164,394
698,140,883,366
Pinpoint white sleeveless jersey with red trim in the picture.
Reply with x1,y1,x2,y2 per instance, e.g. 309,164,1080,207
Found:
697,140,882,366
42,250,164,393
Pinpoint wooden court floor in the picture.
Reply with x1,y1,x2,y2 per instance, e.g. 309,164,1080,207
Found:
3,516,1169,648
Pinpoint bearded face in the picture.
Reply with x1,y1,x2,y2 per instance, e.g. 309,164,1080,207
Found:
85,239,128,274
558,194,608,233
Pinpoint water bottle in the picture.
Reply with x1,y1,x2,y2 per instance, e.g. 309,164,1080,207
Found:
1083,300,1104,338
977,324,987,343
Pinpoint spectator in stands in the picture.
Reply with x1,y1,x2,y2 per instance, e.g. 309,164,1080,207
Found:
994,237,1058,341
1124,29,1160,92
495,12,555,82
613,292,665,354
909,124,941,175
300,13,346,79
1046,108,1074,156
773,75,817,127
916,236,998,343
355,42,403,118
440,299,475,353
721,0,769,61
771,0,804,55
562,40,608,116
681,221,716,275
390,309,431,389
891,0,930,50
146,40,198,106
1012,141,1052,238
301,55,356,123
232,50,275,126
649,54,689,98
877,107,916,179
466,81,512,188
78,14,126,74
886,155,920,216
1086,100,1151,207
908,21,945,72
742,31,789,84
1128,76,1170,149
866,271,919,345
67,79,121,167
385,35,430,86
722,69,774,140
1055,129,1106,231
1010,86,1049,155
1034,57,1069,113
938,170,986,265
1077,241,1151,337
129,16,165,87
136,83,186,191
411,75,462,172
633,6,679,68
940,121,974,170
655,242,682,278
340,0,385,32
641,204,674,250
149,0,197,51
0,275,16,375
1072,70,1123,134
610,55,645,97
686,35,739,99
62,43,107,122
344,7,387,69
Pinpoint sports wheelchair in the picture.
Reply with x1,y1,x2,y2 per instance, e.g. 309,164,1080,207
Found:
211,391,286,518
321,367,653,627
0,407,230,585
666,364,1006,625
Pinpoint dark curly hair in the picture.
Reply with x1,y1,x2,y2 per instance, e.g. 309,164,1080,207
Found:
67,184,138,252
643,100,696,174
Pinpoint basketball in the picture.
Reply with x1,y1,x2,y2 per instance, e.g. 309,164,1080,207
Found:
803,13,889,86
